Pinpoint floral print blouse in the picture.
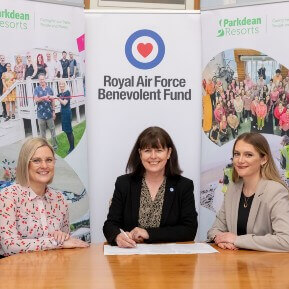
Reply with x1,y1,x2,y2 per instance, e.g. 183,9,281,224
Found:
14,63,26,80
138,177,166,229
0,184,69,256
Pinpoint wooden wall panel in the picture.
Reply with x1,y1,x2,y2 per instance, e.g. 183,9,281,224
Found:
234,49,260,81
84,0,90,8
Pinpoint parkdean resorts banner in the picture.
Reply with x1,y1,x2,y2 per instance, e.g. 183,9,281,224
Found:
0,0,89,242
199,2,289,240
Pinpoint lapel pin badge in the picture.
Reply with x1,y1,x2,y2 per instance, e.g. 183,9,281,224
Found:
170,188,174,192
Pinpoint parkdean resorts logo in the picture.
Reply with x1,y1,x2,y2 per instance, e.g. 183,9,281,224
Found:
217,16,262,37
125,29,165,70
0,8,31,30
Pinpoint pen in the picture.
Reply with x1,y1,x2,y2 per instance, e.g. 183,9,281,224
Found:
120,228,137,247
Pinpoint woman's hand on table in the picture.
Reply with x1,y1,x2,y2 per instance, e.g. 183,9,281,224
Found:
51,230,70,245
217,242,238,250
62,237,89,248
214,232,237,245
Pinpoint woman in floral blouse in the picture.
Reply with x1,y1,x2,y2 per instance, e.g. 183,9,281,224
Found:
0,138,88,257
14,55,26,81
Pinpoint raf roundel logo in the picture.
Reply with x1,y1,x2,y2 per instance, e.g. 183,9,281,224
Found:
125,29,165,70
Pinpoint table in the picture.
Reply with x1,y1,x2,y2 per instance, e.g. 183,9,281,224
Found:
0,243,288,289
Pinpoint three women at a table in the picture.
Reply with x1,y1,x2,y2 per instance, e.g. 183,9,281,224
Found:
208,132,289,252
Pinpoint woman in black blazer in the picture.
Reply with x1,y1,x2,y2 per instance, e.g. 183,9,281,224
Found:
103,127,198,247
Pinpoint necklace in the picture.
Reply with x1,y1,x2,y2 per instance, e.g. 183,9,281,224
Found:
243,188,251,208
243,195,250,208
243,184,257,208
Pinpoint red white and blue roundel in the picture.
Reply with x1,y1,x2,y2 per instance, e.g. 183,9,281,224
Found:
125,29,165,70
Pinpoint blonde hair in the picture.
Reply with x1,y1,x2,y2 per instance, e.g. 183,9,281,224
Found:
232,133,286,187
58,79,67,90
16,138,55,186
16,55,22,64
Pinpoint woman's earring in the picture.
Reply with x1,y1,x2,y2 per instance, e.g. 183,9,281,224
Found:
261,162,266,168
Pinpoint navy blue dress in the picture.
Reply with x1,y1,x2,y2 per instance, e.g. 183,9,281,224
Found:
58,90,72,133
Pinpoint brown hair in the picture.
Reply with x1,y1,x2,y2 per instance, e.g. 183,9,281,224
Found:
232,132,285,187
126,127,182,177
16,138,55,186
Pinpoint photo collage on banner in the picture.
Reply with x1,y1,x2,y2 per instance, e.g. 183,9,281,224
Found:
199,2,289,240
0,0,90,241
86,12,202,242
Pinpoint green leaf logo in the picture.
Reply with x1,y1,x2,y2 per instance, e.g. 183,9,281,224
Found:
217,29,224,37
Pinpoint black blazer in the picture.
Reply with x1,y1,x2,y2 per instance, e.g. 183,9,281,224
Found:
103,174,198,245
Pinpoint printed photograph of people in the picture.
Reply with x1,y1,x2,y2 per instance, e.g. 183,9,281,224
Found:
0,51,85,158
203,49,289,147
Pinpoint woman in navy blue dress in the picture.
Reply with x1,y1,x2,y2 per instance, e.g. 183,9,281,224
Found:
56,80,74,154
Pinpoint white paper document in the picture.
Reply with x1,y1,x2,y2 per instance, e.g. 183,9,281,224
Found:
103,243,218,255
